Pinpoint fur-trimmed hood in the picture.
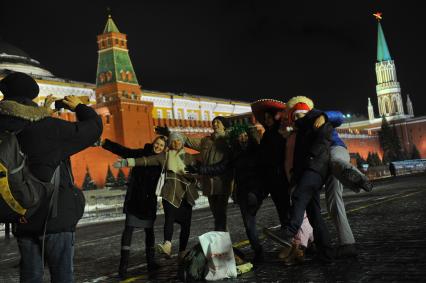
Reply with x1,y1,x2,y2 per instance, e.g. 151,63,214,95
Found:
0,100,50,122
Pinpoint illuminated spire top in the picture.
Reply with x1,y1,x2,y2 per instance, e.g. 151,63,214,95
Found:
103,14,120,33
375,13,392,62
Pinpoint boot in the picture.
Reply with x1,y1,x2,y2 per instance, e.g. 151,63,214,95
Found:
156,241,172,258
146,247,160,271
278,245,293,259
253,246,265,265
118,249,130,279
283,244,305,265
177,250,188,265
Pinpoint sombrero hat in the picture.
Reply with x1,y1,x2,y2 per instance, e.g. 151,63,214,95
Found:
250,98,286,125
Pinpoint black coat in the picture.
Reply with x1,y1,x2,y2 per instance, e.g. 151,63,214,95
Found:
258,125,288,191
0,99,102,235
292,110,333,182
102,140,161,220
198,136,264,203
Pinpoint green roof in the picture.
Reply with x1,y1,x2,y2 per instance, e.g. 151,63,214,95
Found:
377,22,392,62
103,15,120,33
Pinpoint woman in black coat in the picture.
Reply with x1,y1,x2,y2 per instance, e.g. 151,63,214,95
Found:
102,136,166,277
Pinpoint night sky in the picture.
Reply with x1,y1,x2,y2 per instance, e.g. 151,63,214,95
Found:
1,1,425,116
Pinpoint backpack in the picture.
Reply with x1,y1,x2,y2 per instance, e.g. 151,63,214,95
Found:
178,243,208,282
0,131,57,223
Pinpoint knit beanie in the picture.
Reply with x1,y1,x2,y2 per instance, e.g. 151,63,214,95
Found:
288,102,312,122
212,116,229,128
0,72,39,100
168,132,185,146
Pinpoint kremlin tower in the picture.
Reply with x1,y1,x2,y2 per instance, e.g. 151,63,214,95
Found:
94,15,154,148
373,14,407,118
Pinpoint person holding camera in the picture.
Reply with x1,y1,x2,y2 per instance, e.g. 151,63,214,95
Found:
0,72,102,282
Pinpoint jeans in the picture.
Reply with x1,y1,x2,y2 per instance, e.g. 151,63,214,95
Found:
325,175,356,245
18,232,75,283
330,145,366,192
286,170,332,253
239,192,262,251
208,194,230,231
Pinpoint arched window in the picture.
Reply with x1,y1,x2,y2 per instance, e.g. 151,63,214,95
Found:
393,97,398,114
106,71,113,82
120,70,126,81
99,73,105,83
127,71,133,81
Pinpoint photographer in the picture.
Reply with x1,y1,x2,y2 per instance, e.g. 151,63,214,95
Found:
0,72,102,282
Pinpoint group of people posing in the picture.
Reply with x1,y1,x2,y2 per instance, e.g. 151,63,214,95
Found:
0,71,373,281
107,96,373,278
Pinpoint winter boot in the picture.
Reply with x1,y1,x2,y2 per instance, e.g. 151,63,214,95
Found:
118,249,130,279
177,250,188,265
253,246,265,265
156,241,172,258
283,244,305,265
146,247,160,271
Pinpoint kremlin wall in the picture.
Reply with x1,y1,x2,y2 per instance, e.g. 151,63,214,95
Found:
1,15,425,188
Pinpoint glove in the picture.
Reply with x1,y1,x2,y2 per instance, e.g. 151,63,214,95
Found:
113,158,136,168
185,164,200,174
155,126,170,137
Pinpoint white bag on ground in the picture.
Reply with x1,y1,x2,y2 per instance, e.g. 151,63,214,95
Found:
199,231,237,281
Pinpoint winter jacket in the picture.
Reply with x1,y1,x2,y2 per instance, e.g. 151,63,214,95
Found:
185,134,233,196
258,125,288,191
292,109,333,183
135,151,199,208
197,131,264,203
0,99,102,235
324,111,346,148
102,140,160,220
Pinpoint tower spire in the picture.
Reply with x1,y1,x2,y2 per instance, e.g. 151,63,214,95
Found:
374,13,404,117
368,97,375,120
406,94,414,117
375,13,392,62
96,15,141,103
103,14,120,34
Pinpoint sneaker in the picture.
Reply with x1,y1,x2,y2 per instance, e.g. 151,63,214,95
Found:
341,168,372,193
359,178,373,192
336,244,358,258
156,241,172,258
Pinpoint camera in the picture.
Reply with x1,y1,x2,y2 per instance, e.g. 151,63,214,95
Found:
54,96,90,110
54,99,69,110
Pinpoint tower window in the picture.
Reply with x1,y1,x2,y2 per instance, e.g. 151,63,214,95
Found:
115,39,119,45
120,70,126,81
107,39,112,47
106,115,110,124
127,71,133,81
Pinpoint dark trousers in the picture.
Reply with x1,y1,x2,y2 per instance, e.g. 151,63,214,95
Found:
121,226,155,250
286,170,332,253
208,194,229,231
17,232,74,283
239,192,262,251
266,174,290,228
4,222,10,238
163,199,192,251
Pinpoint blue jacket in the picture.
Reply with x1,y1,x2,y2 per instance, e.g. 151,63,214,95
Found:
325,111,346,148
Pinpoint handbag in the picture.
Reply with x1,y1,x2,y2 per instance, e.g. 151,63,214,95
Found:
155,152,167,196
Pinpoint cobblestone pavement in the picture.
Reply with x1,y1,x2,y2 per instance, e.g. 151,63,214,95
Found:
1,174,426,282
